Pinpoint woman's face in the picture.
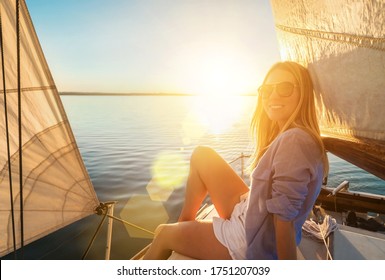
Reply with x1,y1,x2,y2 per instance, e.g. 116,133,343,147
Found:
261,69,300,129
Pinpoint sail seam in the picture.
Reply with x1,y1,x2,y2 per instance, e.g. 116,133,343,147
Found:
0,130,93,200
0,121,68,178
24,146,94,202
0,85,57,94
0,122,96,201
275,24,385,52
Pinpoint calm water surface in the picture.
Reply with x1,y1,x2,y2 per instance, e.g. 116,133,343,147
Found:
5,95,384,260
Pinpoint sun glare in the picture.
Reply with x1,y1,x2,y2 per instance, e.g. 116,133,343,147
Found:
198,55,243,96
181,95,247,144
169,44,258,143
177,44,257,97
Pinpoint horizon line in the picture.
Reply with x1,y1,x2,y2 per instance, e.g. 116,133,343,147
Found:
59,92,257,96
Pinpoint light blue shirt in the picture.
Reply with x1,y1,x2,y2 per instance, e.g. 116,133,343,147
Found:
245,128,324,259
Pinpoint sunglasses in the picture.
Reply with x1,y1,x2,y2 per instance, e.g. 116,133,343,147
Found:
258,82,298,99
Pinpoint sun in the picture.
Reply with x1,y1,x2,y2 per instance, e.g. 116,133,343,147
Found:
177,44,257,97
181,95,248,143
172,44,258,139
198,54,242,96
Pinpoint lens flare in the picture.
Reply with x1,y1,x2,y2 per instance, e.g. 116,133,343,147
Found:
146,179,174,202
151,151,189,191
121,195,169,239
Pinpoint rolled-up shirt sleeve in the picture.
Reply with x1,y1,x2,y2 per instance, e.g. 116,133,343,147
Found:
265,133,315,221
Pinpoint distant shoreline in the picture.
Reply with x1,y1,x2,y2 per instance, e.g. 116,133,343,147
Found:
59,92,257,96
59,92,196,96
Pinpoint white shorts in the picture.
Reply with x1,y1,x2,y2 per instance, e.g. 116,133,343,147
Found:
212,192,249,260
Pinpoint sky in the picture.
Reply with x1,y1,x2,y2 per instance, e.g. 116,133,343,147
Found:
25,0,281,95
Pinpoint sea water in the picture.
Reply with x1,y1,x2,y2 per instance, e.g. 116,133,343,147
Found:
4,95,384,260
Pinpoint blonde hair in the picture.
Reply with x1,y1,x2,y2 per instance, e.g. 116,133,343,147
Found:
249,61,329,178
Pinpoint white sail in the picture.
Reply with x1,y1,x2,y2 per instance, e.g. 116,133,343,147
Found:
270,0,385,179
270,0,385,141
0,0,99,256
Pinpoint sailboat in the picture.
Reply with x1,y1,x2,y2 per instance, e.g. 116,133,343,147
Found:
0,0,102,258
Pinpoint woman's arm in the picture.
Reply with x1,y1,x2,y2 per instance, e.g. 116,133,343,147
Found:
273,214,297,260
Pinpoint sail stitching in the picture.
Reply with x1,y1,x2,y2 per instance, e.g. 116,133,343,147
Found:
276,24,385,52
1,143,94,200
0,121,96,204
0,132,95,211
0,121,68,178
0,85,57,94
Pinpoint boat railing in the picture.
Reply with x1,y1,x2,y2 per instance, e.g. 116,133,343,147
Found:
228,153,251,181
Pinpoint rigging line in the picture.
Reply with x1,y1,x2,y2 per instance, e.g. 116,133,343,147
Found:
16,0,24,258
0,7,17,259
106,214,155,236
317,222,333,260
302,215,336,260
82,212,108,260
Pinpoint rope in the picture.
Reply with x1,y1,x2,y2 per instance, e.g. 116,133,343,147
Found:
16,0,25,258
302,215,337,260
106,214,155,236
82,211,108,260
81,202,154,259
317,220,333,260
0,6,17,259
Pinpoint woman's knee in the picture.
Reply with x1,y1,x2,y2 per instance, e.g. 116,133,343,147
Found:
153,223,180,243
191,146,217,166
154,223,168,238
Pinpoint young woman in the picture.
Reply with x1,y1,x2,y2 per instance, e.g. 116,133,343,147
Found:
143,61,328,260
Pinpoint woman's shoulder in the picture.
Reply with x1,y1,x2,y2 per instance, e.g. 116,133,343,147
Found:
278,127,316,142
274,127,321,152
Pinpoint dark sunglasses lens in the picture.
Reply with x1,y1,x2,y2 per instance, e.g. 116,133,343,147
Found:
277,82,294,97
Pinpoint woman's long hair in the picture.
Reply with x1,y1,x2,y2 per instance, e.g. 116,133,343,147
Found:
249,61,329,178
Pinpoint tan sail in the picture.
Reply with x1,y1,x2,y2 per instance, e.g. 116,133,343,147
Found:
270,0,385,180
0,0,99,256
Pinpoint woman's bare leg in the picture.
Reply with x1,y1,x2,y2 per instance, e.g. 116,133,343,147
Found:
143,146,248,260
179,146,249,221
143,220,232,260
